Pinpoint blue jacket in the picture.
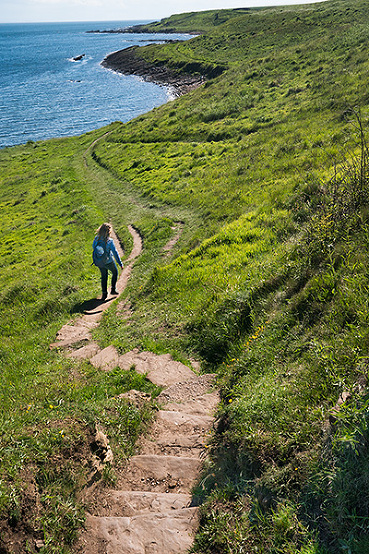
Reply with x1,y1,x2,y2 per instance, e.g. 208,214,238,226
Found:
93,236,123,268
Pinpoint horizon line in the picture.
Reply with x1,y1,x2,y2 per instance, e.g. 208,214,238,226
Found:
0,19,158,25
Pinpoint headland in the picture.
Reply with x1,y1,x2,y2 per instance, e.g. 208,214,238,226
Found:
102,45,206,97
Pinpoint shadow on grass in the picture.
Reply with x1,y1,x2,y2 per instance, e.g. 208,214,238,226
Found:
71,297,105,314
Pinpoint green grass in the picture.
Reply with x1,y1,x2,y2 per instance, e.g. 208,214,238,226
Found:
127,7,255,34
3,0,369,551
189,146,369,552
0,133,163,552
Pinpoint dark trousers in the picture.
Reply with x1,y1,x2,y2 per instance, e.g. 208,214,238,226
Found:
99,261,118,293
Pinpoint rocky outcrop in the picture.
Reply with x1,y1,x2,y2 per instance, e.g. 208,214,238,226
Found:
101,46,223,97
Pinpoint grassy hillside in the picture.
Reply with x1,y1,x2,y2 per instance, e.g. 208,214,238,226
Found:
2,0,369,552
127,7,255,34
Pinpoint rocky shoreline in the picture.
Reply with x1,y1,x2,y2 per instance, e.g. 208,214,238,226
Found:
102,46,206,97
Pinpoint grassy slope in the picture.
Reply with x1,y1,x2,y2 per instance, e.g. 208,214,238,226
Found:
93,0,369,355
90,1,369,551
128,7,256,34
0,131,164,552
2,0,369,551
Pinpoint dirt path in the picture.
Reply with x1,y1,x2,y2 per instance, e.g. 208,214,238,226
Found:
50,225,141,353
52,225,219,553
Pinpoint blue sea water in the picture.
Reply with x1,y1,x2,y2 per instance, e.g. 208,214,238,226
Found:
0,21,192,148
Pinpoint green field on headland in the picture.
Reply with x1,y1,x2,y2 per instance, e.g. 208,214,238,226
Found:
2,0,369,551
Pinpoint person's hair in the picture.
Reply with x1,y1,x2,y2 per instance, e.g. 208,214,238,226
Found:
96,222,111,242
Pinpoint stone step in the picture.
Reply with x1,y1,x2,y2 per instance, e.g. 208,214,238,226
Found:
139,434,205,458
162,391,220,416
141,411,212,457
90,345,120,371
91,491,192,517
157,374,217,404
118,455,202,493
83,509,199,554
118,349,197,387
87,347,198,385
50,316,100,349
67,342,101,360
157,410,213,431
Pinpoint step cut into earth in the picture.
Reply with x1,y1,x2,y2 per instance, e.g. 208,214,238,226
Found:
51,225,219,553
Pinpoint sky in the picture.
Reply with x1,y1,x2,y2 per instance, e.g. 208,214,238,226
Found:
0,0,325,24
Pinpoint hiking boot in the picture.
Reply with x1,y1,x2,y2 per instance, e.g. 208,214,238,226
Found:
111,289,119,295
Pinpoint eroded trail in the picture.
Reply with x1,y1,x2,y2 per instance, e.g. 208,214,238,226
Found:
53,225,219,554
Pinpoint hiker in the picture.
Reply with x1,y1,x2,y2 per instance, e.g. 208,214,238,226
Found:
92,223,123,301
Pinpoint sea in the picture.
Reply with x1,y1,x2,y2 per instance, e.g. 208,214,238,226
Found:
0,21,192,148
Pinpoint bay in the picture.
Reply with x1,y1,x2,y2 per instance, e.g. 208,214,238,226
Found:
0,21,192,148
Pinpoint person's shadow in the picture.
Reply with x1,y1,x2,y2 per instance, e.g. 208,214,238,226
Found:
71,297,106,314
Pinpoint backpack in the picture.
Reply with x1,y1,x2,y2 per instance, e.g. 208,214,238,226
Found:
92,238,109,268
